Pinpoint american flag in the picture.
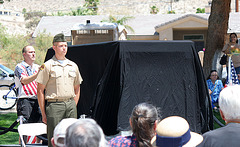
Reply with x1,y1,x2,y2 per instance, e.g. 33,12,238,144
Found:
226,58,239,86
27,136,37,144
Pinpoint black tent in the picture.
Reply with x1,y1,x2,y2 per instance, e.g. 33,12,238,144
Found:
45,40,213,136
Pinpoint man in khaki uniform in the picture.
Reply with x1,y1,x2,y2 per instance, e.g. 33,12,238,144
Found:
36,33,83,147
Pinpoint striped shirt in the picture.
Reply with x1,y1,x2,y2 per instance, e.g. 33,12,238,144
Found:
14,61,39,98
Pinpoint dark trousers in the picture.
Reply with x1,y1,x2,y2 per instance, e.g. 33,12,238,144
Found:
46,98,77,147
17,98,42,123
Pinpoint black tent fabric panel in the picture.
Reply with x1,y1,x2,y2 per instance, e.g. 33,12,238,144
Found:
92,44,121,135
190,43,214,133
44,42,118,116
44,41,212,136
117,41,211,134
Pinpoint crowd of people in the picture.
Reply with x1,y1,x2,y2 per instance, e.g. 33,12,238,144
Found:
50,83,240,147
206,33,240,112
49,85,240,147
14,32,240,147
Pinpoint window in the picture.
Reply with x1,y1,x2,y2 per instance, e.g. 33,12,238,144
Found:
94,30,109,34
77,30,90,34
183,34,204,40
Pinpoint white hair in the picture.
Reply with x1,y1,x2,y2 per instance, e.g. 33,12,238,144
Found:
65,118,108,147
219,85,240,120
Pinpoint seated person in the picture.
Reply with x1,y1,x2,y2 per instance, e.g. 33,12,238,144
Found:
65,118,108,147
109,102,161,147
198,85,240,147
206,70,224,111
51,118,78,147
151,116,203,147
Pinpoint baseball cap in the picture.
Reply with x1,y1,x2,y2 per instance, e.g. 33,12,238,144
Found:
53,118,78,147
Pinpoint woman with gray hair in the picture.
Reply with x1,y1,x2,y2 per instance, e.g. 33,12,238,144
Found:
109,102,161,147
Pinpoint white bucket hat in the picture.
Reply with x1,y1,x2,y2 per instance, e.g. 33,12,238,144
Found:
151,116,203,147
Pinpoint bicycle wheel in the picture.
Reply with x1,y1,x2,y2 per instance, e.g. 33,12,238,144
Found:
0,85,17,110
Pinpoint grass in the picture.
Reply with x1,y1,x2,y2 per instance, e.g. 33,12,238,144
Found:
213,110,226,129
0,113,19,145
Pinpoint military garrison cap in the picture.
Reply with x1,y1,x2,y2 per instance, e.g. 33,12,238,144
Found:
53,33,67,43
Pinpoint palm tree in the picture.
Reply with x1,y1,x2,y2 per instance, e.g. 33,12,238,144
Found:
101,15,135,33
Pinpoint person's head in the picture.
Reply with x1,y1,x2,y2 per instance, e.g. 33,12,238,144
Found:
207,70,219,81
130,102,160,147
65,118,108,147
151,116,203,147
219,85,240,122
229,33,238,43
51,118,78,147
22,45,36,65
52,33,68,60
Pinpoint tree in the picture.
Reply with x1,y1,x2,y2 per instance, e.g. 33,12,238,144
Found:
0,0,11,4
167,10,175,14
0,24,10,49
52,5,97,16
70,7,96,15
34,30,53,65
150,6,159,14
203,0,231,78
0,34,29,69
24,11,47,31
22,8,27,14
84,0,99,13
196,8,205,13
0,29,53,69
101,15,135,33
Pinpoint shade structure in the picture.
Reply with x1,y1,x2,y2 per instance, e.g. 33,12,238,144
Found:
45,40,213,136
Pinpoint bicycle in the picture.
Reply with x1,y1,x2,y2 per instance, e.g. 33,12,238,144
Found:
0,74,18,110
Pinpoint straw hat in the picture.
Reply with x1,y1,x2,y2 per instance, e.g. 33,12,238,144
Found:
151,116,203,147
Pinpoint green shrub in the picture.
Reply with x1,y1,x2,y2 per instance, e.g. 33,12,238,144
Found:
0,27,52,70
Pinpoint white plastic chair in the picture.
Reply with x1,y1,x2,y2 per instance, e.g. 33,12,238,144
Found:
18,123,47,147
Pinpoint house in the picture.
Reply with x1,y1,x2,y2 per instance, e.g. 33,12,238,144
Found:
71,21,127,45
33,13,240,51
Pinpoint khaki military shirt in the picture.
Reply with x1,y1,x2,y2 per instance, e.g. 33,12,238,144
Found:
36,56,83,100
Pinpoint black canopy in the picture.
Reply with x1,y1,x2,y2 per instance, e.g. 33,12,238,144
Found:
45,40,213,135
